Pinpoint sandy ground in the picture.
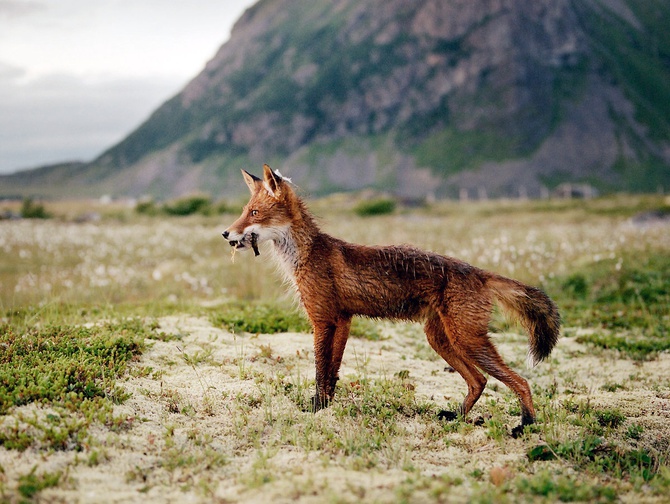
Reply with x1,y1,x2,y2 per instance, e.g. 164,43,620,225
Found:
1,315,669,503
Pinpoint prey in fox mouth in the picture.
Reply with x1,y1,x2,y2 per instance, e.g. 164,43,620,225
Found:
249,233,260,256
225,231,260,257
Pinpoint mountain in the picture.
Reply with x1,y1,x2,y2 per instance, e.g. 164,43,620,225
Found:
2,0,670,199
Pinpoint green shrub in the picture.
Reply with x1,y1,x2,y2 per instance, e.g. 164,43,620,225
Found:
354,197,396,216
135,195,231,216
135,199,159,215
210,303,311,334
0,320,146,414
20,198,50,219
163,195,212,216
210,303,382,339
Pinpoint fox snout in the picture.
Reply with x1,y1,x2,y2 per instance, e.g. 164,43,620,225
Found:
222,229,242,248
221,230,236,245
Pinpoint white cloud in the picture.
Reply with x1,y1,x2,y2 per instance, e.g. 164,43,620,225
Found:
0,71,181,171
0,60,25,79
0,0,256,81
0,0,257,173
0,0,45,19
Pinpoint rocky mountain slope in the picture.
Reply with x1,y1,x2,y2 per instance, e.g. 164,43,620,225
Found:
2,0,669,199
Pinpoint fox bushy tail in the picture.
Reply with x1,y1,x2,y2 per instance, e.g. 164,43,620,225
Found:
487,275,561,367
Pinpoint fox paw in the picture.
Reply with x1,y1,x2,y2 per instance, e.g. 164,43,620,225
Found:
512,417,535,438
511,424,527,438
437,411,486,426
471,415,485,426
309,395,330,413
437,409,458,421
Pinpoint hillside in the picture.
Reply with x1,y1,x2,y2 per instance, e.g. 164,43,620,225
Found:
2,0,669,199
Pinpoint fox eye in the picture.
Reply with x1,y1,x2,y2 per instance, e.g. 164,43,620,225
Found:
250,209,259,217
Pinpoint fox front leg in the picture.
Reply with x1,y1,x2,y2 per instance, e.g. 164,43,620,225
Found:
310,319,352,411
310,323,337,412
327,317,351,398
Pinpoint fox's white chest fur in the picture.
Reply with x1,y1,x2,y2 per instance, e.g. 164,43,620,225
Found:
270,227,300,294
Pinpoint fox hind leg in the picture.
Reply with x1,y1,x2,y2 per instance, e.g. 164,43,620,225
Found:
467,337,536,437
424,313,487,421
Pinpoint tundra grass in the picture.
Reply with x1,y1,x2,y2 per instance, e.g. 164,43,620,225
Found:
0,319,149,453
209,302,383,340
551,250,670,359
1,195,669,502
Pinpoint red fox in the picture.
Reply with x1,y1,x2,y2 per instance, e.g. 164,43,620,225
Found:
223,165,560,436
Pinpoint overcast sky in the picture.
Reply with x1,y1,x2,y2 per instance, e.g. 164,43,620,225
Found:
0,0,257,174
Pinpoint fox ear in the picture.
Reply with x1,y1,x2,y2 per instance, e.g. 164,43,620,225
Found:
262,164,282,198
241,170,261,194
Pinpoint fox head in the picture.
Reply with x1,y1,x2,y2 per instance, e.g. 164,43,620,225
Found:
222,164,296,254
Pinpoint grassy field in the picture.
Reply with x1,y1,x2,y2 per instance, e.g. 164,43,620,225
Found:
1,194,669,502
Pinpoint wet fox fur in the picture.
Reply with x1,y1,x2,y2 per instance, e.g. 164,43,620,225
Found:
223,165,560,435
